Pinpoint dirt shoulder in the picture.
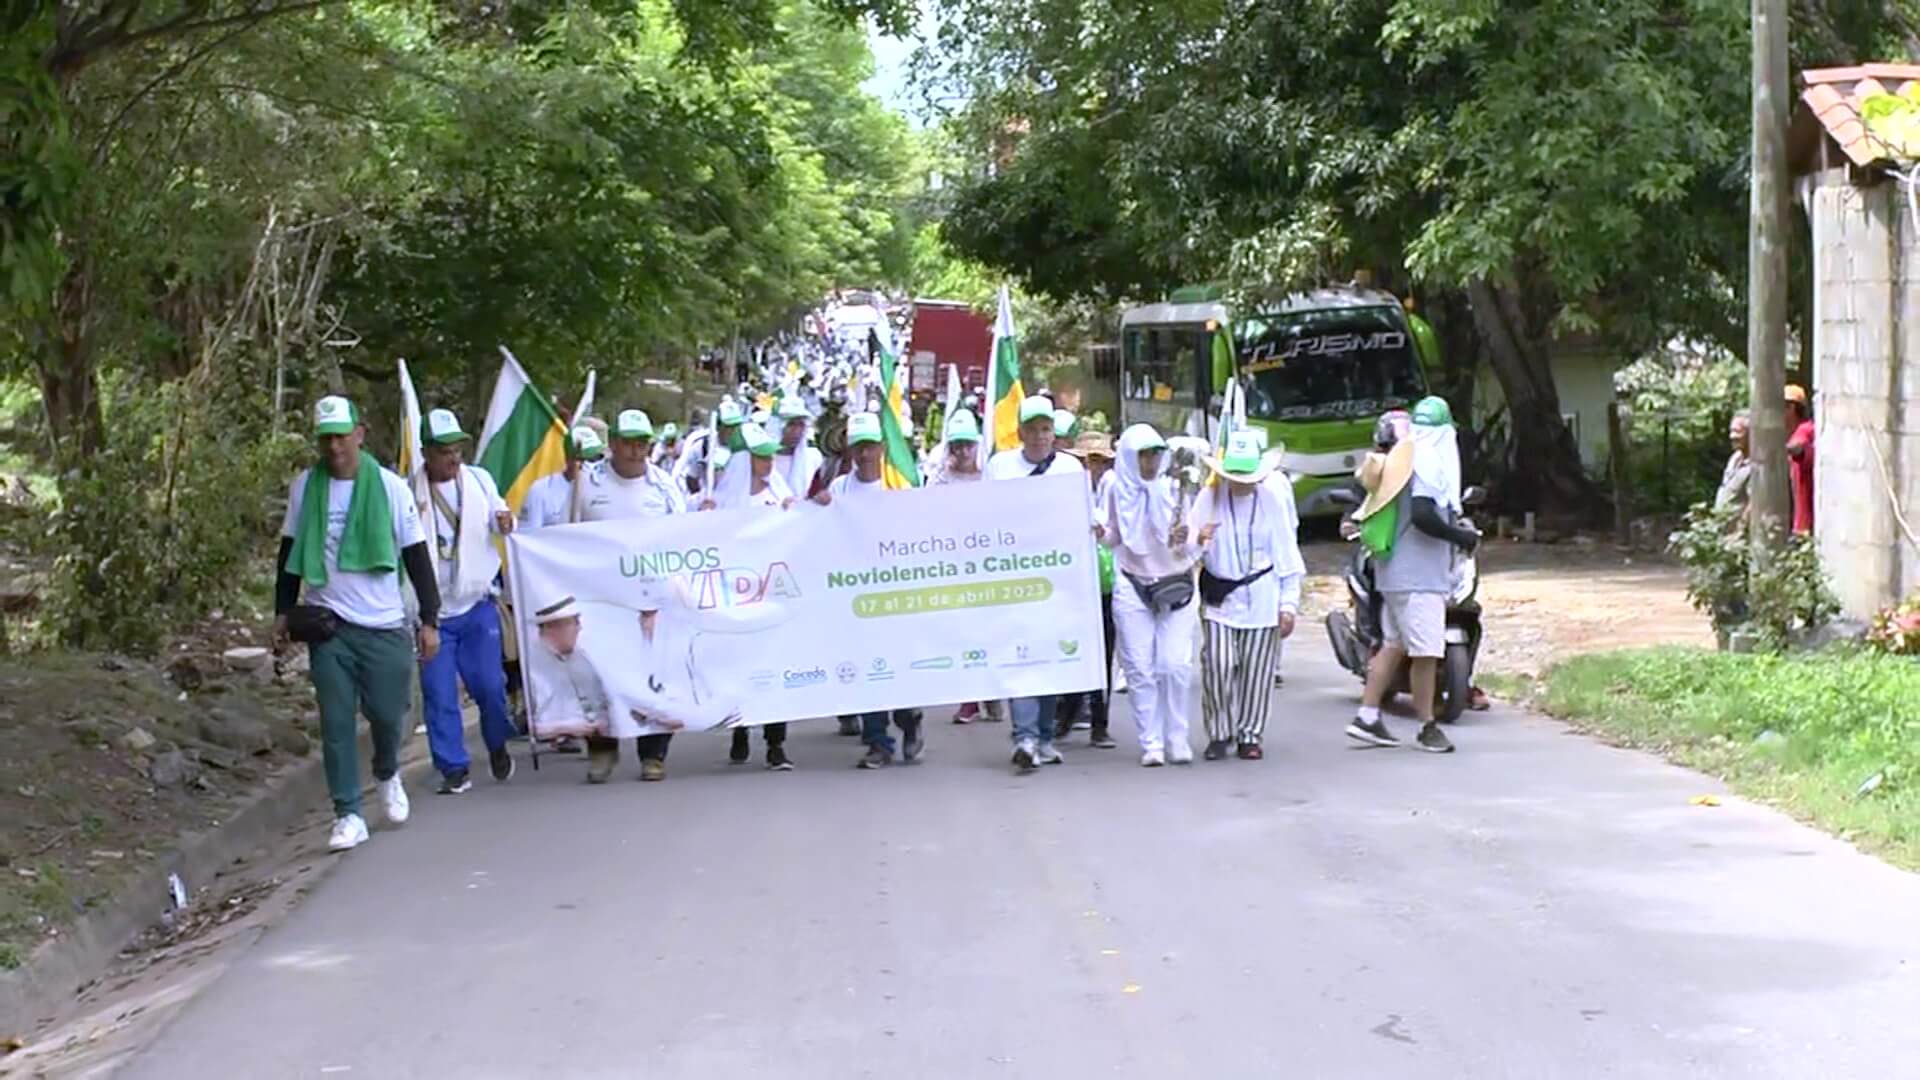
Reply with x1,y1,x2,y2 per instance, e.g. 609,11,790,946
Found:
0,623,315,979
1299,537,1710,679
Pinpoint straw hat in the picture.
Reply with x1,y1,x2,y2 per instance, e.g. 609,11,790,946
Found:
1356,440,1414,521
1203,430,1280,484
1066,430,1115,460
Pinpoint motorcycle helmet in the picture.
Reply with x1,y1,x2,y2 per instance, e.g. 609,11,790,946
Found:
1373,409,1411,450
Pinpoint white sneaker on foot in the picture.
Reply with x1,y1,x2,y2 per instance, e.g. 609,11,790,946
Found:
328,813,369,852
1167,744,1193,765
378,775,410,825
1036,743,1064,765
1140,750,1166,768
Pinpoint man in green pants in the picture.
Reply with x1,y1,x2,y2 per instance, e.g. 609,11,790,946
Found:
273,395,443,852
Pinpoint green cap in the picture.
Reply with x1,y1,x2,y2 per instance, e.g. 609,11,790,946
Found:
425,408,469,445
1219,430,1263,474
1018,395,1055,425
1051,409,1077,437
776,394,809,420
716,398,746,425
569,425,607,461
847,412,882,445
945,409,981,443
613,409,654,440
1412,396,1453,428
313,395,359,436
743,422,779,458
659,423,679,440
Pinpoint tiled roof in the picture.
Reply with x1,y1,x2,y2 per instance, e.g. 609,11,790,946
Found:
1797,63,1920,169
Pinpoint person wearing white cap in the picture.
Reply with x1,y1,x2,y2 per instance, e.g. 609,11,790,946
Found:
417,408,519,793
575,408,686,781
1050,408,1078,455
651,422,681,467
1100,423,1204,767
814,412,925,765
1191,430,1303,761
520,424,606,532
273,396,440,852
674,397,746,497
983,396,1084,770
772,394,824,497
931,408,984,486
701,423,797,769
526,595,613,740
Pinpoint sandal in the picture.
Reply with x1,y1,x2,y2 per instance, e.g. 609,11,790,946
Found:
1236,743,1264,760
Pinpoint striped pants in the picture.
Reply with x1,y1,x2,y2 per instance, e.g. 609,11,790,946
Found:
1201,621,1280,745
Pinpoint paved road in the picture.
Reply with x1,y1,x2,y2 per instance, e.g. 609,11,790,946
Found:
117,639,1920,1079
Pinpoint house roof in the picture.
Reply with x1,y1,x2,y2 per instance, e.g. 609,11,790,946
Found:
1793,63,1920,174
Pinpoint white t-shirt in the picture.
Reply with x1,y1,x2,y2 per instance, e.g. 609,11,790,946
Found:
428,466,508,619
519,471,573,532
986,447,1085,481
280,465,426,630
577,460,684,522
826,471,888,499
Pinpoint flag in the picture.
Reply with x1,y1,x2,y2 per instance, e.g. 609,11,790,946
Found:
572,369,596,428
872,330,922,489
987,284,1024,452
395,358,425,486
476,345,568,515
943,362,962,438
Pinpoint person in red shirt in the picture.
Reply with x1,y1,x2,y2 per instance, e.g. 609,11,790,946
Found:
1785,385,1815,535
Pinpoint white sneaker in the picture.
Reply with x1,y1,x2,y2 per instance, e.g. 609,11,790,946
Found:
1140,750,1166,768
1036,743,1064,765
1167,744,1194,765
378,775,410,825
328,813,369,852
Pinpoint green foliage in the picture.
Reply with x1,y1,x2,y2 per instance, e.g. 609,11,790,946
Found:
1669,503,1839,652
1615,345,1748,513
1867,593,1920,656
40,381,306,652
1545,647,1920,868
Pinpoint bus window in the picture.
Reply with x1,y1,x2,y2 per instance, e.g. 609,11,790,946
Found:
1235,308,1425,421
1121,326,1204,406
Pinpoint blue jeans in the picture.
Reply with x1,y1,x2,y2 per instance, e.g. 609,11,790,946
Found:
421,597,514,776
1010,695,1058,747
861,710,918,754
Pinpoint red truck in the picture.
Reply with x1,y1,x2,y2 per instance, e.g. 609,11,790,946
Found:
906,299,992,399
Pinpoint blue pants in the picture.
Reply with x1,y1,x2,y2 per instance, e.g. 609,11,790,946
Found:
421,597,514,777
1010,695,1059,748
861,710,918,755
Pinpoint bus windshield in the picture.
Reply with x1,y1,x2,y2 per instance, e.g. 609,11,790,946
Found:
1235,307,1424,422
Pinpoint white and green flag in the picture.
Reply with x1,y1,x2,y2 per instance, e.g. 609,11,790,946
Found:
475,346,568,515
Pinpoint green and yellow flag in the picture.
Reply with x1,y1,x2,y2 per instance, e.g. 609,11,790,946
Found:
987,284,1024,453
873,330,922,489
475,346,568,515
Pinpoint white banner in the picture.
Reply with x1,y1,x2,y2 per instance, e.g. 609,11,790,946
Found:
507,474,1104,737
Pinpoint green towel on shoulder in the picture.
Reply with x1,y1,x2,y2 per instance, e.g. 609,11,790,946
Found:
288,451,397,588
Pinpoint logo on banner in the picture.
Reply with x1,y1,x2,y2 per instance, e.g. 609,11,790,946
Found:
867,657,893,682
961,649,988,669
910,656,954,671
783,667,827,689
1058,639,1079,657
835,661,858,684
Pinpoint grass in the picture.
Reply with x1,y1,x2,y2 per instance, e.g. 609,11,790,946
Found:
1543,647,1920,868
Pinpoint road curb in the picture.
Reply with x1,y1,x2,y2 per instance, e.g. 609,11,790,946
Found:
0,729,441,1037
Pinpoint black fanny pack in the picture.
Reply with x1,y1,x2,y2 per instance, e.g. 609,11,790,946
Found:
286,604,341,645
1199,565,1273,607
1123,570,1194,614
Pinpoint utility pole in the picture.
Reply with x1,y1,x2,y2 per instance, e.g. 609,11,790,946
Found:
1747,0,1793,559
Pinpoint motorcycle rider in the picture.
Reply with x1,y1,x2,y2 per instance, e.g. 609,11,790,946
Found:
1345,397,1479,753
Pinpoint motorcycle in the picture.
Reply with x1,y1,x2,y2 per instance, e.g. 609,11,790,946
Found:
1323,486,1485,723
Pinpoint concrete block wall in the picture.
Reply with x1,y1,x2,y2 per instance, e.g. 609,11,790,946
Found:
1808,171,1919,619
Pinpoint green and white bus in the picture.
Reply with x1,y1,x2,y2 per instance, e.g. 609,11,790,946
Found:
1118,285,1433,517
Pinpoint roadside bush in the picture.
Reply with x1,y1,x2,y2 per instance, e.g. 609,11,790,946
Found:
1868,593,1920,655
1669,502,1837,651
40,380,306,653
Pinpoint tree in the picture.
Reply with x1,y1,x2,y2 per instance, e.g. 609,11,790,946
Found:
924,0,1916,517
